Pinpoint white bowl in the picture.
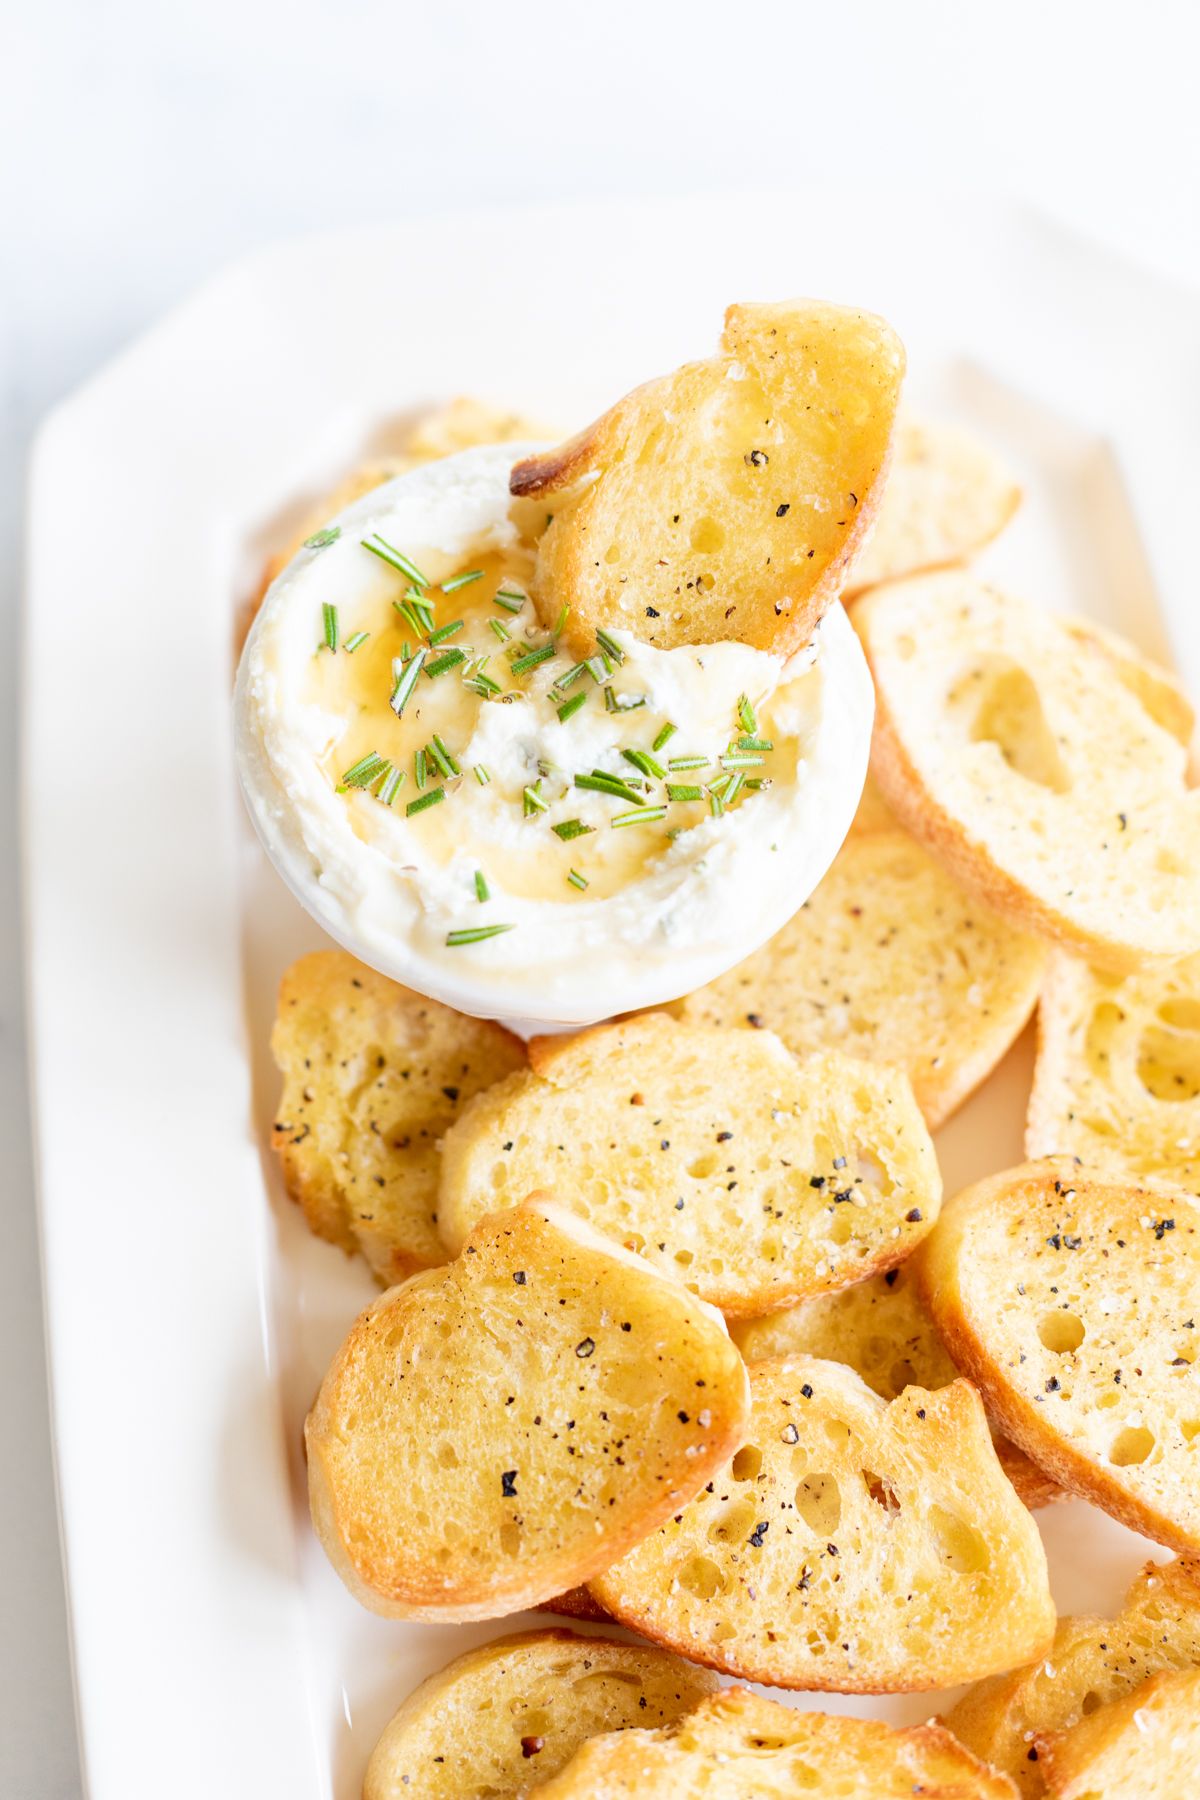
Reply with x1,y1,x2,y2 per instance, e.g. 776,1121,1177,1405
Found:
234,444,873,1031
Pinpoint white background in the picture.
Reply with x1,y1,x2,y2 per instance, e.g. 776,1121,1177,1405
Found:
3,2,1199,1793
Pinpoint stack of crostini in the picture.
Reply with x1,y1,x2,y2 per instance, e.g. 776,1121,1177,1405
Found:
264,359,1200,1799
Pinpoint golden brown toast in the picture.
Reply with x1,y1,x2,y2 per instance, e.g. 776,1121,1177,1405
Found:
589,1355,1055,1692
363,1628,716,1799
437,1013,940,1317
918,1161,1200,1552
533,1685,1020,1798
511,300,904,656
306,1198,750,1620
271,950,524,1281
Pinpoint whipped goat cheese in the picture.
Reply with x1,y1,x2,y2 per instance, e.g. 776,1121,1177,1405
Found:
235,443,873,1027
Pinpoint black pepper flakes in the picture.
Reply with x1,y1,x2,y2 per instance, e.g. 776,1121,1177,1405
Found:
513,1271,526,1285
748,1521,770,1548
575,1337,596,1359
905,1208,923,1224
501,1470,518,1497
800,1383,814,1399
745,449,769,468
521,1736,545,1759
781,1423,799,1444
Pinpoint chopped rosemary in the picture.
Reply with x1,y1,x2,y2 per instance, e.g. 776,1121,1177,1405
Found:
406,786,445,817
362,535,429,588
555,661,589,690
341,751,385,787
554,603,570,638
612,805,668,828
489,618,511,642
414,747,427,788
523,781,549,816
710,789,725,817
474,870,490,902
557,692,588,724
446,923,515,946
622,747,666,780
666,783,704,802
721,752,764,768
738,735,773,752
510,643,556,676
723,770,746,805
427,619,464,647
652,722,678,752
667,755,709,772
394,597,432,637
745,777,772,790
440,569,484,594
390,647,427,716
575,771,645,806
595,628,625,665
378,766,406,806
737,694,757,734
584,656,609,684
552,819,594,840
474,764,491,785
604,685,646,713
567,869,589,891
304,525,341,550
343,629,370,653
427,735,459,778
321,603,339,651
493,590,525,613
425,647,468,678
463,670,502,698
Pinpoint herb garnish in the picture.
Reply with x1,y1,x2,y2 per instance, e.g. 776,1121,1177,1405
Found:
304,525,341,550
321,603,339,652
446,923,515,946
440,569,484,594
406,786,445,817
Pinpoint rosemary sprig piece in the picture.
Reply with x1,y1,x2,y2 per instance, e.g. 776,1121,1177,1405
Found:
378,766,406,806
362,535,429,588
440,569,483,594
446,923,515,946
343,629,369,653
493,590,525,613
406,786,445,817
652,721,678,752
474,870,490,902
557,692,588,724
341,751,384,788
427,619,464,647
321,603,339,652
425,647,468,678
666,783,704,802
574,771,646,806
566,869,589,890
737,694,757,734
304,525,340,550
510,643,556,677
612,805,668,828
595,628,625,665
622,747,666,780
667,754,709,772
523,781,549,816
552,819,593,840
389,647,426,716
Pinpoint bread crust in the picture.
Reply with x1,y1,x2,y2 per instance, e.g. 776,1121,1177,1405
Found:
1033,1667,1200,1798
917,1160,1200,1552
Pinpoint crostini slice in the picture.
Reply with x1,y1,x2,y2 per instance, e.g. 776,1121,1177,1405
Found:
437,1013,940,1318
918,1161,1200,1552
306,1197,750,1620
511,299,904,657
589,1355,1055,1692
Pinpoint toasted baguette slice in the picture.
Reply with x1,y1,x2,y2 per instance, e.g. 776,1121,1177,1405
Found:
857,574,1200,970
510,300,904,657
306,1198,750,1620
256,398,548,598
437,1014,940,1317
845,418,1021,597
945,1557,1200,1798
533,1685,1019,1799
271,951,525,1281
672,829,1045,1129
733,1264,1062,1510
918,1161,1200,1552
363,1628,717,1800
1033,1667,1200,1799
589,1355,1054,1692
1026,949,1200,1200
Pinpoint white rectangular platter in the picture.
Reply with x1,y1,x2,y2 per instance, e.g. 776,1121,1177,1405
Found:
24,193,1200,1799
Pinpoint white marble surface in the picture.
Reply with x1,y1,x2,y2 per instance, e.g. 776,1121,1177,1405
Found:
3,2,1199,1794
